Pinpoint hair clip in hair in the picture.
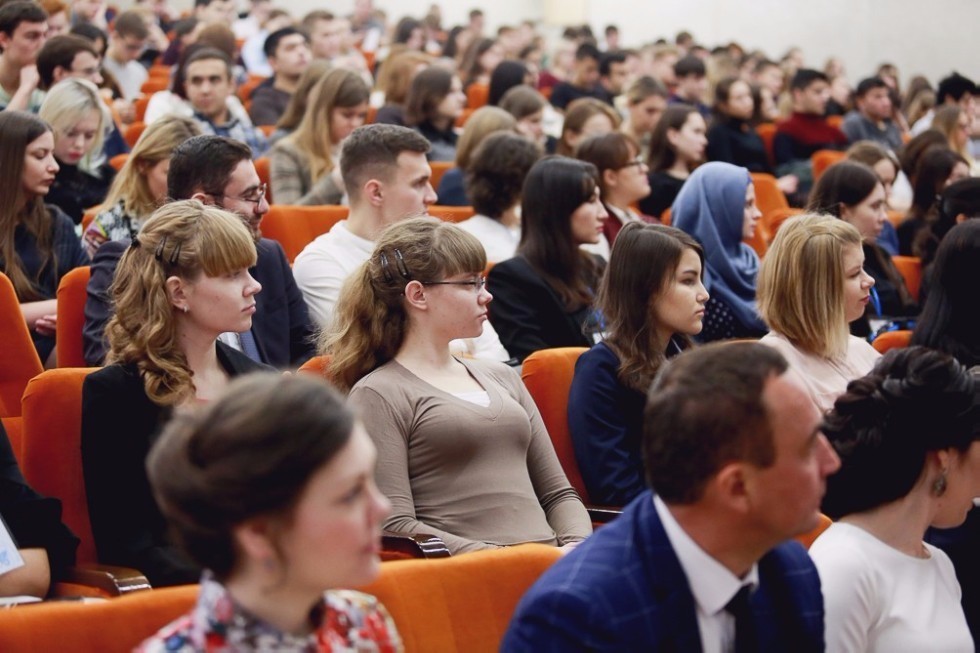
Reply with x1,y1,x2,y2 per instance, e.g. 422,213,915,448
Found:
379,251,394,283
379,249,412,283
153,235,182,266
130,237,141,249
393,249,412,280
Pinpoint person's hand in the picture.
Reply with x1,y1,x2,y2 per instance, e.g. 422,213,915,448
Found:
19,65,40,92
33,314,57,337
777,174,799,195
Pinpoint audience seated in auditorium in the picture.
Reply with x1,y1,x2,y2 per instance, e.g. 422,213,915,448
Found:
499,84,549,150
460,37,504,91
757,214,880,412
238,8,292,77
83,116,201,256
247,27,311,127
82,200,268,587
144,44,243,126
671,161,766,341
638,104,706,218
548,43,604,112
0,2,49,113
668,54,709,118
487,157,606,362
83,135,315,368
35,33,102,92
897,141,968,256
569,223,705,506
932,105,977,173
100,10,148,102
0,111,89,366
554,97,619,157
841,76,904,151
456,131,539,262
707,76,798,196
265,59,328,145
595,51,627,106
910,72,977,136
373,48,431,127
38,78,114,224
436,105,515,206
325,217,592,554
504,342,839,651
0,419,79,598
575,132,654,246
620,75,668,162
844,141,902,255
269,68,369,206
404,67,466,162
807,161,918,334
301,11,373,86
811,347,978,653
138,373,400,650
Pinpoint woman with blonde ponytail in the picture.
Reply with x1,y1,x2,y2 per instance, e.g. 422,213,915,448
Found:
81,200,267,587
322,217,591,555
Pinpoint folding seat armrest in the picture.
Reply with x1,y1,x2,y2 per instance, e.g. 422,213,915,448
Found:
381,531,451,559
54,564,152,597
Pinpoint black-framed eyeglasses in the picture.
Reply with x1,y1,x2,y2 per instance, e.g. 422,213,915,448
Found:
420,277,488,292
212,183,268,205
619,157,646,171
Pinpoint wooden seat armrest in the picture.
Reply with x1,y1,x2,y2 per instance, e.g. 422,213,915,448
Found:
381,531,451,559
587,506,623,525
56,564,152,597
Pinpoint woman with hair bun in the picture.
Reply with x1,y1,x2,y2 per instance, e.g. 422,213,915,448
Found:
323,217,591,554
757,214,880,412
810,347,979,652
81,200,267,587
139,373,400,651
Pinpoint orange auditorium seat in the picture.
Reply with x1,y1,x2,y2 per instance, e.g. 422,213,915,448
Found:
109,153,129,171
466,82,489,109
891,255,922,301
811,149,846,181
56,267,92,368
755,122,777,167
124,122,146,149
826,114,844,130
428,161,454,192
872,329,912,355
428,205,475,223
139,77,168,95
237,74,267,103
794,514,832,549
0,273,43,418
260,205,349,263
133,95,150,122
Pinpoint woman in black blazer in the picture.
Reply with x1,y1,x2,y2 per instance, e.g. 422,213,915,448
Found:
81,201,267,587
488,157,607,362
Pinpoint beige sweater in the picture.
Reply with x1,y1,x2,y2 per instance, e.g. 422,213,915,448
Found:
348,358,592,554
268,139,344,206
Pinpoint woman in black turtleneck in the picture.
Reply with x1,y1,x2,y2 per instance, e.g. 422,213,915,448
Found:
706,76,798,197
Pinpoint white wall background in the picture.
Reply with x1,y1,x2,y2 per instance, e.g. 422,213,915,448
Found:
161,0,978,88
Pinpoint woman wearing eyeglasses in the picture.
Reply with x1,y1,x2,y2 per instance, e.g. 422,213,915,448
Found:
322,217,592,555
81,200,268,587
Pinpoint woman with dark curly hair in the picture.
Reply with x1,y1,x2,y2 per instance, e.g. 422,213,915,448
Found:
810,347,979,652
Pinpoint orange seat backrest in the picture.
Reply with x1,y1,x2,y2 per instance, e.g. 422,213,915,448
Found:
755,122,777,167
794,513,833,549
762,207,803,242
811,149,846,181
0,584,198,651
872,329,912,355
139,77,168,95
360,544,562,653
521,347,590,501
750,172,789,216
428,205,475,224
261,205,350,263
0,273,43,418
466,82,489,109
429,161,454,193
891,255,922,301
20,368,99,563
298,354,331,376
133,96,150,122
124,122,146,149
826,114,844,130
237,74,267,102
56,267,92,368
108,153,129,171
660,207,671,225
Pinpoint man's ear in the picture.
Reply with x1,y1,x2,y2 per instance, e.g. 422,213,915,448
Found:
190,190,210,204
712,462,752,515
363,179,384,207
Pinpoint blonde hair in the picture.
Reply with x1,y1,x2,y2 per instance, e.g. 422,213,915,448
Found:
282,68,370,181
103,116,201,220
106,200,258,406
757,214,863,359
38,78,106,172
321,217,486,392
454,106,516,169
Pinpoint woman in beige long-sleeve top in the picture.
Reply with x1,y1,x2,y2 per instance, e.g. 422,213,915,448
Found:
268,68,370,205
321,217,593,554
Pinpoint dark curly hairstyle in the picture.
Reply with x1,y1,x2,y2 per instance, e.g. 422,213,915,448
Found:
821,346,979,519
466,131,540,219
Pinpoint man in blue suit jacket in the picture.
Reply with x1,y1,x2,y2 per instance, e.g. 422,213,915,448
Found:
83,135,315,368
503,342,841,652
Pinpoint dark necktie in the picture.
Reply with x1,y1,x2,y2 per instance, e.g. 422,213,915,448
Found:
238,330,263,363
725,585,758,653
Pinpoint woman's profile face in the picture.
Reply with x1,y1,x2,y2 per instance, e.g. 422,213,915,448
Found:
53,108,101,165
567,112,614,151
742,183,762,239
723,80,754,121
144,157,171,203
667,112,707,166
436,77,466,120
275,424,391,591
841,243,874,323
21,130,59,197
652,247,708,340
608,146,650,205
871,159,897,198
178,267,262,338
932,441,980,529
330,102,370,145
569,187,608,245
516,110,545,145
840,182,887,243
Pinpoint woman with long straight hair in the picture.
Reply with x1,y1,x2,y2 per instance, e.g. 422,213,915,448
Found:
638,103,708,218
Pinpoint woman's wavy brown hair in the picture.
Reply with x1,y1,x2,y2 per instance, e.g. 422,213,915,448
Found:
105,200,257,406
321,217,486,392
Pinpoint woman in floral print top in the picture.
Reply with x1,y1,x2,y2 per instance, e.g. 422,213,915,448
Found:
137,373,400,652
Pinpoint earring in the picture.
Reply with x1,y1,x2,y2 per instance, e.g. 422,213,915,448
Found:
933,469,948,496
182,306,189,314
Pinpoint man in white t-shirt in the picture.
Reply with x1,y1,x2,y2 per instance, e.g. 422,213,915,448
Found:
293,123,511,361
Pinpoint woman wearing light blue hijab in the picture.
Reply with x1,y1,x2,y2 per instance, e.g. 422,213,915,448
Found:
670,161,766,341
